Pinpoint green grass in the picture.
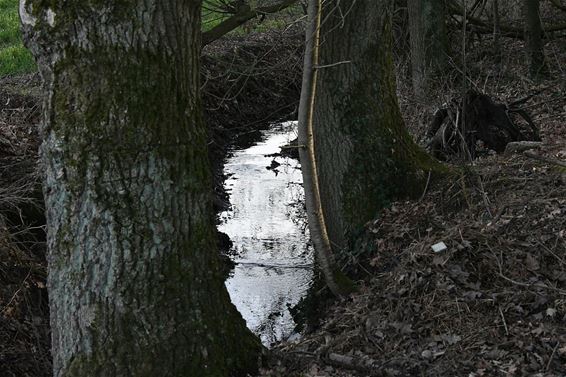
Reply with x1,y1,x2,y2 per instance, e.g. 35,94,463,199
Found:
0,0,35,77
0,0,225,77
201,0,303,35
0,0,301,77
0,0,231,77
202,0,232,31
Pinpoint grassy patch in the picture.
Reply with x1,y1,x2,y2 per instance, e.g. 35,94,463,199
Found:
0,0,301,77
0,0,35,77
202,0,303,35
202,0,232,31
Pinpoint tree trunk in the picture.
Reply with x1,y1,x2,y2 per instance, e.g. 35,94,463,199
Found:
493,0,502,66
524,0,548,77
20,1,262,376
298,0,351,297
407,0,449,97
309,0,439,255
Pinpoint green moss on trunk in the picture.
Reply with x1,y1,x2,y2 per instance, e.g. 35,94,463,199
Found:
312,0,447,255
21,1,263,376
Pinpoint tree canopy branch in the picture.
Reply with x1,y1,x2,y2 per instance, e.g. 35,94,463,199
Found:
202,0,298,46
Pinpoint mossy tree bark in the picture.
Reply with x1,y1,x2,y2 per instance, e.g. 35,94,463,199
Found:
407,0,450,97
20,1,262,376
305,0,440,256
298,0,350,297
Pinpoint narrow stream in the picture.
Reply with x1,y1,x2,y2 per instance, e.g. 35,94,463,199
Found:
218,121,314,347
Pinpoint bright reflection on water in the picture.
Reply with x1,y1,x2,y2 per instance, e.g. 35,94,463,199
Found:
219,121,313,347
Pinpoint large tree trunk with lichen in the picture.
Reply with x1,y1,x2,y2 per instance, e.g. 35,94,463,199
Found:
523,0,548,77
308,0,436,256
20,1,262,376
407,0,449,97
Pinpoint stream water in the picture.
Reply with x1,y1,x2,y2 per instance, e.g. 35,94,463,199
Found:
218,121,314,347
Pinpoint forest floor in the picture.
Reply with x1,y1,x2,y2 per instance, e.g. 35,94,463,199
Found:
262,38,566,376
0,26,564,377
265,155,566,376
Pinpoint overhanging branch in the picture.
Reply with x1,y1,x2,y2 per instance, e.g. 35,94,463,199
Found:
202,0,298,46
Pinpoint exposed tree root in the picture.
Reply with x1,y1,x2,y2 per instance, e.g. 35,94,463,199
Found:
427,90,541,160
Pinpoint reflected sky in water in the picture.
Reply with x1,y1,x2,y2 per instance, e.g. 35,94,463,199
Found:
219,122,314,347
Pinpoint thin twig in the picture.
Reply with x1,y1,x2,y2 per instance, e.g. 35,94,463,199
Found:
418,170,432,202
314,60,352,69
498,306,509,335
489,245,566,296
523,151,566,168
545,342,559,372
0,268,32,315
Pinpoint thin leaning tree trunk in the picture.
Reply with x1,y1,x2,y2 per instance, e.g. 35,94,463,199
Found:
20,1,262,376
298,0,350,297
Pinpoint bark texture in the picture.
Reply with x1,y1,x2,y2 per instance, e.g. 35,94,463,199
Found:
407,0,449,96
298,0,350,297
311,0,438,253
523,0,548,77
492,0,502,64
20,1,262,376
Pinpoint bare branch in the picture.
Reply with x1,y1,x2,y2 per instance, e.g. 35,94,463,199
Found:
448,2,566,39
202,0,298,46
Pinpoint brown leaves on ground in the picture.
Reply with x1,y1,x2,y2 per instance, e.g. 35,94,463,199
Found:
265,154,566,377
263,28,566,377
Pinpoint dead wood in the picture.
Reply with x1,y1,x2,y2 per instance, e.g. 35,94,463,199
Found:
427,90,541,160
504,141,542,155
523,151,566,168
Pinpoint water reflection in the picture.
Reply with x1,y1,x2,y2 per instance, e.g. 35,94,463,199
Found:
219,122,313,346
